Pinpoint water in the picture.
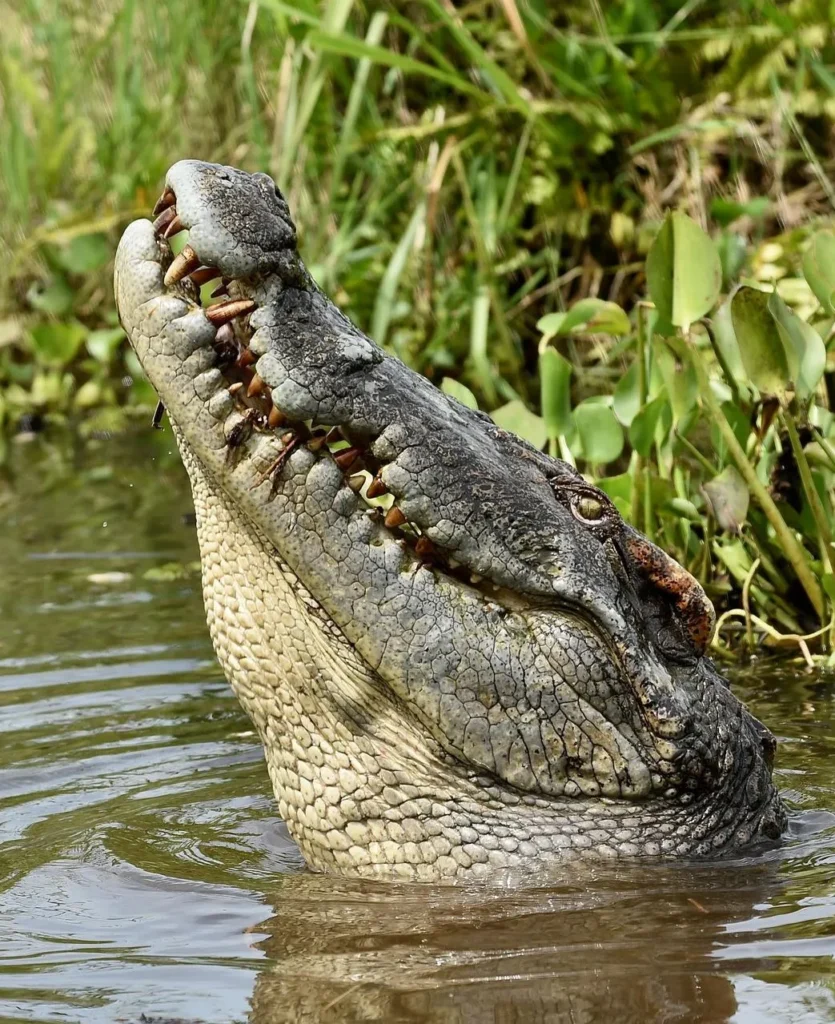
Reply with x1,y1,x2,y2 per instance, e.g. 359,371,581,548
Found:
2,431,835,1024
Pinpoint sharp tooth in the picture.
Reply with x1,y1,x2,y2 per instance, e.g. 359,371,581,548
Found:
237,348,257,368
325,427,343,444
163,214,186,238
415,536,436,557
228,382,245,395
153,187,176,215
268,405,286,429
247,373,266,397
334,447,362,471
205,298,256,326
384,506,407,529
190,266,221,287
163,244,200,286
210,281,230,298
366,476,387,498
308,433,328,452
153,206,178,235
348,474,365,492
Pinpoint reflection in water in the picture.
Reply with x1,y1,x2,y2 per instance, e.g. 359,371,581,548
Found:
1,433,835,1024
250,865,767,1024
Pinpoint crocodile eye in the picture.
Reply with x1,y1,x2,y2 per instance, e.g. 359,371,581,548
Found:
573,495,605,523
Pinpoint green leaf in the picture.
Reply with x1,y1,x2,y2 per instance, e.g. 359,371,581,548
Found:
539,348,572,439
441,377,479,410
54,233,110,274
802,230,835,316
654,343,697,424
711,295,747,382
629,391,669,457
26,276,74,316
572,401,624,464
710,196,769,227
613,361,641,426
29,322,86,365
730,286,789,399
559,298,630,336
536,312,567,340
491,400,546,449
704,465,749,533
646,211,722,331
766,292,826,401
86,327,125,364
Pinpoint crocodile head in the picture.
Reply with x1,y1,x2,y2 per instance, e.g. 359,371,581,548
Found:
115,160,786,881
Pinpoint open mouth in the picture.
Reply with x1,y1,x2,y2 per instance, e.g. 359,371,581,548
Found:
144,183,533,604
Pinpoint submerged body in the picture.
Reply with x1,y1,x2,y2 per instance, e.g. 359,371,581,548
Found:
114,161,785,880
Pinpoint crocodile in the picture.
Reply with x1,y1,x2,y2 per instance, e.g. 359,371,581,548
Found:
114,160,786,882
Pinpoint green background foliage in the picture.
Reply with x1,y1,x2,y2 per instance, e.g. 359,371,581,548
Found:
2,0,835,657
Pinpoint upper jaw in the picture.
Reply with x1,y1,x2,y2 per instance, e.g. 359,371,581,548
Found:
114,163,782,821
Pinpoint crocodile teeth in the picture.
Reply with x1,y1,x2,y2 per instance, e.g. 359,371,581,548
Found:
268,405,286,429
308,433,328,452
415,536,436,557
334,447,362,472
348,474,365,492
237,348,257,368
228,381,245,395
163,214,186,239
366,476,387,498
189,266,221,287
153,187,176,215
205,298,256,326
153,206,178,235
325,427,343,444
384,506,407,529
247,373,266,398
164,244,200,286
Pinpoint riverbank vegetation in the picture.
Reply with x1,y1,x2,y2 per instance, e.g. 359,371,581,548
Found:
2,0,835,659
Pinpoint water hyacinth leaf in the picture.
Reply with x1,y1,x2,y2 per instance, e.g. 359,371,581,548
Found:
540,348,572,439
441,377,479,410
710,196,770,227
629,391,668,457
26,276,74,316
767,292,826,401
613,361,641,426
712,295,747,382
654,341,697,424
646,211,722,331
730,286,789,399
537,311,567,341
559,298,630,336
29,322,86,365
86,327,125,364
491,399,547,450
573,401,624,464
55,233,110,274
802,230,835,315
704,465,749,533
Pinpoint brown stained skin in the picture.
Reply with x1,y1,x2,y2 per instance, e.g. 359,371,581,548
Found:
622,533,716,655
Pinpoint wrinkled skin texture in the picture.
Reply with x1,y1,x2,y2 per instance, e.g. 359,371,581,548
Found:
114,161,786,881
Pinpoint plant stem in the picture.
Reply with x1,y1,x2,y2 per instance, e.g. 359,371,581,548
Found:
687,341,825,618
782,413,834,574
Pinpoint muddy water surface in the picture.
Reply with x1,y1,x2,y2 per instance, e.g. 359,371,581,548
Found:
1,431,835,1024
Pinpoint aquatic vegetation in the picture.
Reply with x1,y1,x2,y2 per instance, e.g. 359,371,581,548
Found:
1,0,834,654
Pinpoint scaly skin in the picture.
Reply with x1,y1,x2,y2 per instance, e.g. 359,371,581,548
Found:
114,161,786,881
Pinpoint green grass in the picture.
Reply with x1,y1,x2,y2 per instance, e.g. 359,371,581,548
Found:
2,0,835,658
